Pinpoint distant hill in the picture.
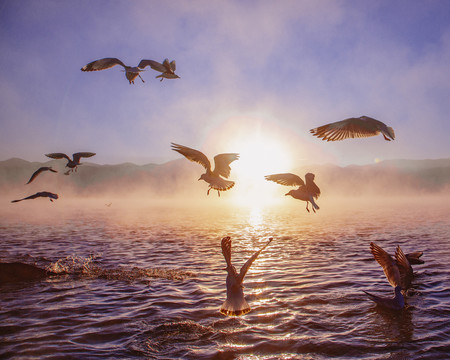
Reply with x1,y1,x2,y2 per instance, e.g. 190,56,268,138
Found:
1,157,449,199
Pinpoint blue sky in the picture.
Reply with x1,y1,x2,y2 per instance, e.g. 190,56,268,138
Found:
1,0,450,167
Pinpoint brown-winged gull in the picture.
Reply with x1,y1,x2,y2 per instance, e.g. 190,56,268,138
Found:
220,236,272,316
11,191,58,203
45,152,95,172
171,143,239,197
265,172,320,212
310,116,395,141
363,242,413,310
138,59,180,81
81,58,152,84
26,166,57,184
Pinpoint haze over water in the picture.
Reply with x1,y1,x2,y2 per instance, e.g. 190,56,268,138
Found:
1,198,448,359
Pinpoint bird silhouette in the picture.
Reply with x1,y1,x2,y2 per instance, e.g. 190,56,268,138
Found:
45,152,95,172
11,191,58,203
310,116,395,141
220,236,272,316
81,58,152,84
363,242,413,310
171,143,239,197
26,167,57,184
265,173,320,212
139,59,180,81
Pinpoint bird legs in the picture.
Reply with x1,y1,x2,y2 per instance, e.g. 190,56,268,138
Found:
138,74,145,83
207,187,221,197
306,202,316,213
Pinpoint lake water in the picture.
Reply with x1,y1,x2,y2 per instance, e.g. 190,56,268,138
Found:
0,198,449,359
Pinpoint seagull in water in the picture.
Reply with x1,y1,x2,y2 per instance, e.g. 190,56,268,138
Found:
26,167,57,184
310,116,395,141
171,143,239,196
220,236,273,316
11,191,58,203
139,59,180,81
363,242,413,310
265,173,320,213
45,152,96,173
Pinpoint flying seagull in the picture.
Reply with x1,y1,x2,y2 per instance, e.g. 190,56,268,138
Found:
45,152,96,172
81,58,151,84
310,116,395,141
139,59,180,81
171,143,239,196
11,191,58,203
26,167,57,184
265,172,320,213
220,236,272,316
362,242,413,310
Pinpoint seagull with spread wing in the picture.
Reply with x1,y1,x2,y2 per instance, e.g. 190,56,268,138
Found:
363,242,413,310
265,172,320,213
310,116,395,141
220,236,272,316
171,143,239,196
45,152,96,172
81,58,152,84
139,59,179,81
11,191,58,203
26,167,57,184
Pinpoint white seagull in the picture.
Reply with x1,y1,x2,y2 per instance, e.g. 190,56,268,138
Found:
81,58,154,84
45,152,96,172
310,116,395,141
265,172,320,213
220,236,272,316
171,143,239,196
363,242,413,310
139,59,180,81
26,167,57,184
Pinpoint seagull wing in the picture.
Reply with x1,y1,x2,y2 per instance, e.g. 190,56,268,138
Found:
162,58,171,71
264,173,305,187
81,58,127,72
171,143,211,171
238,238,272,283
406,251,424,265
170,60,176,71
212,154,239,178
221,237,233,269
72,152,96,163
45,153,71,161
370,242,401,288
395,246,413,289
26,167,56,184
138,60,166,72
310,116,392,141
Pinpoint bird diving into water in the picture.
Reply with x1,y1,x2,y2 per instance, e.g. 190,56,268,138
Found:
171,143,239,197
81,58,179,84
220,236,273,316
26,167,57,184
363,242,413,310
45,152,96,173
310,116,395,141
11,191,58,203
138,59,180,81
265,173,320,213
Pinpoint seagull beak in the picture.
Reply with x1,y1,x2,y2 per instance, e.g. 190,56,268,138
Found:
285,192,289,196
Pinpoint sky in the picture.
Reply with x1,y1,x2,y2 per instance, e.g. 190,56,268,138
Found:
1,0,450,169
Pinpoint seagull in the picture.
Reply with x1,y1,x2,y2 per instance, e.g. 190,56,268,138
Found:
265,172,320,213
26,167,57,184
171,143,239,196
45,152,96,172
362,242,413,310
11,191,58,203
139,59,180,81
81,58,149,84
220,236,272,316
310,116,395,141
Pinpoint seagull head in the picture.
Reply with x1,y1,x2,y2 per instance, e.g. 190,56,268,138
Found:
285,190,294,197
198,174,207,182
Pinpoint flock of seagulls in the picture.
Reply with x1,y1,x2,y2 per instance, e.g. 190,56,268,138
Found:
81,58,179,84
11,56,423,316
